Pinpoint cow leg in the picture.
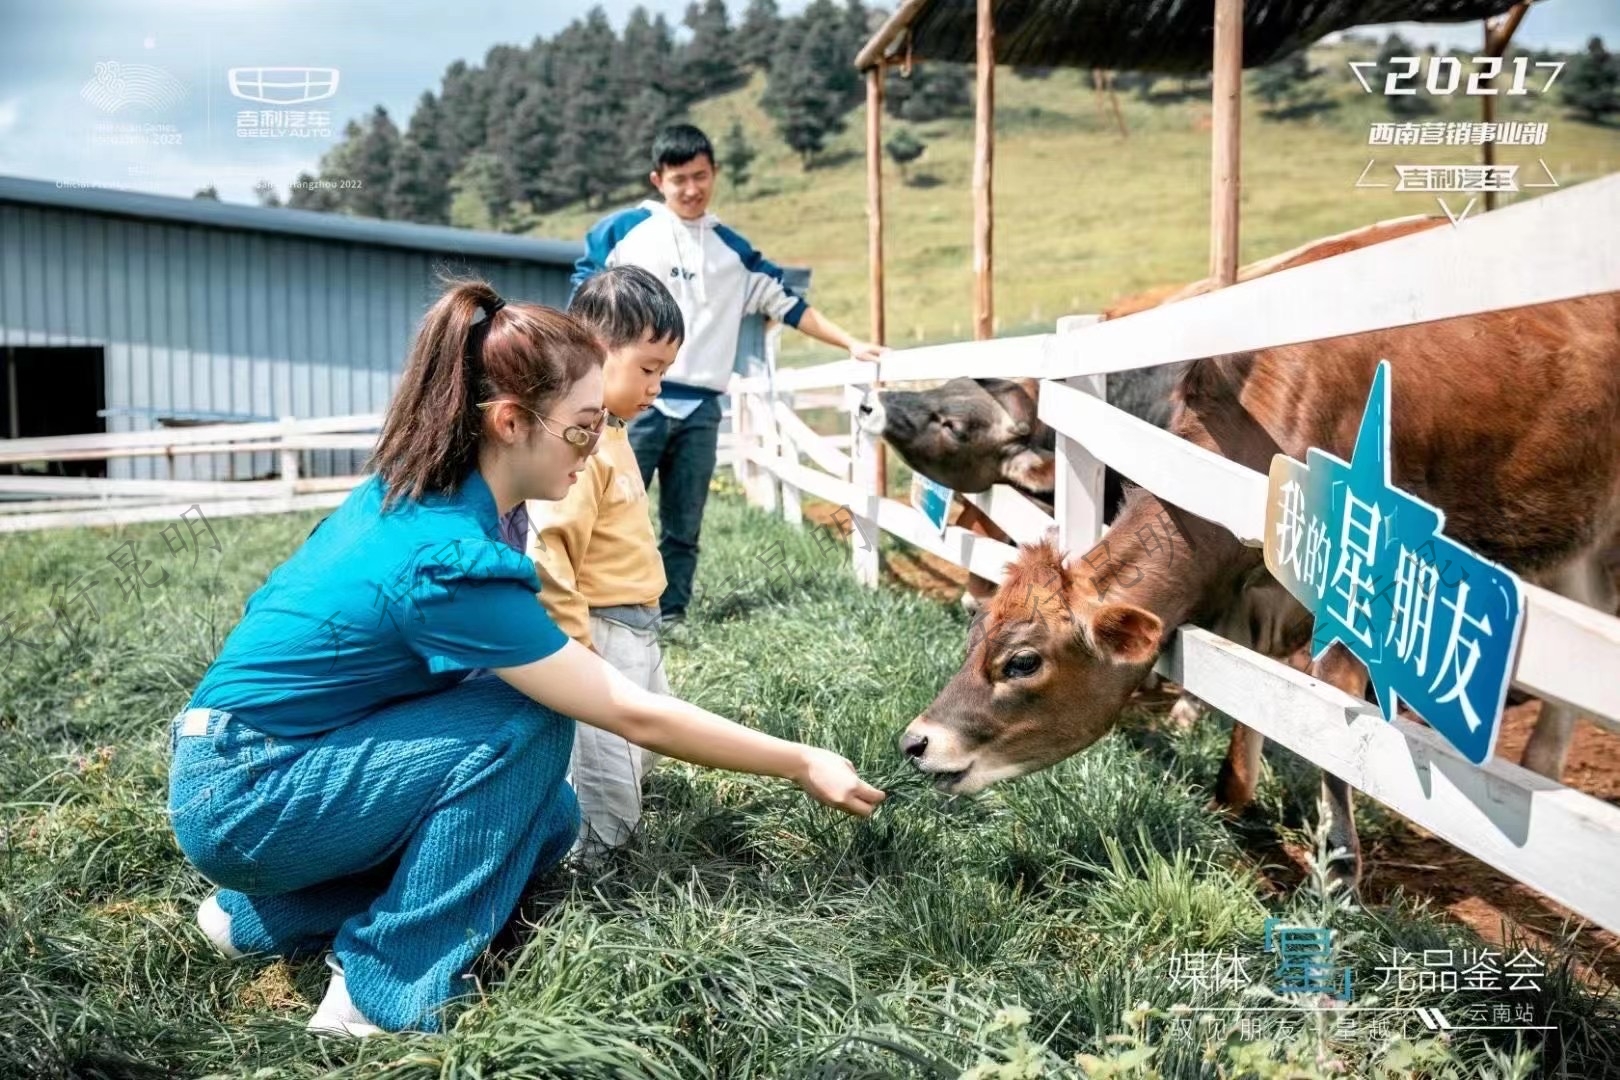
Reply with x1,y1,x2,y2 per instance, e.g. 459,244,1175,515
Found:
954,499,1008,614
1306,643,1368,892
1521,551,1618,779
1212,722,1264,812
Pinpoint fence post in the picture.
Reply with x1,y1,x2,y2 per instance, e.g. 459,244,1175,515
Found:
845,383,881,587
278,415,300,491
778,388,804,528
1053,315,1108,554
729,381,753,498
749,389,780,514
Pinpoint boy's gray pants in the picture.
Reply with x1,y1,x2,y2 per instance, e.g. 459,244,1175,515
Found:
567,605,667,859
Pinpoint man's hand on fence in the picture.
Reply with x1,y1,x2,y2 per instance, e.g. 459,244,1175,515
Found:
849,340,889,362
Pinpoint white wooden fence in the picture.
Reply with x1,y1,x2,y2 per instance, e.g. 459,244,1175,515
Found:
0,415,380,532
729,172,1620,937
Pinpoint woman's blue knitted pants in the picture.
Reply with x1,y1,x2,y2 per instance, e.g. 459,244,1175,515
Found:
167,674,579,1033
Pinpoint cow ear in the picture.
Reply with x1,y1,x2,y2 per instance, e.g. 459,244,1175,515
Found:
1087,603,1162,665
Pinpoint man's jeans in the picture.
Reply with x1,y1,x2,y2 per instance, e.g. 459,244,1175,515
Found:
627,395,721,620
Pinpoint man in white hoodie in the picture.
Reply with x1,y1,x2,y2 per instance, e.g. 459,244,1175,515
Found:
569,123,885,629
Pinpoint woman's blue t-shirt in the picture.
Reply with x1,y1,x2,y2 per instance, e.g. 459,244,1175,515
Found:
187,468,569,737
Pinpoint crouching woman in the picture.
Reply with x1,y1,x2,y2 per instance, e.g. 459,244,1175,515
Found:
166,279,885,1037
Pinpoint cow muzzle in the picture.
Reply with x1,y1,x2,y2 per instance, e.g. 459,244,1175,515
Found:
899,717,976,793
855,389,887,436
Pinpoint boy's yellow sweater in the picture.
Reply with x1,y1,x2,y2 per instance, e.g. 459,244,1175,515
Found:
525,418,666,648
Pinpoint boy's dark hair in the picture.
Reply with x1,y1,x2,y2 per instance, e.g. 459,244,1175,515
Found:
569,265,686,350
652,123,715,173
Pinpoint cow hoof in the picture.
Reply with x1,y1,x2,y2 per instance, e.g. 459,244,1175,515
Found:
1323,856,1363,900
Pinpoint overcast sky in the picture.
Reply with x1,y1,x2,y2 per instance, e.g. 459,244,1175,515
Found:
0,0,1614,204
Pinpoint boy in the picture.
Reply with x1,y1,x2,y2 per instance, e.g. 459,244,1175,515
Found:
569,123,887,631
506,266,685,857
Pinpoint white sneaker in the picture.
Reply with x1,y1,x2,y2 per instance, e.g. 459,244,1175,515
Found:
196,894,244,960
306,954,385,1039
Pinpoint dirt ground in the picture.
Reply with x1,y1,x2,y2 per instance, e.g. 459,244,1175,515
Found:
800,500,1620,986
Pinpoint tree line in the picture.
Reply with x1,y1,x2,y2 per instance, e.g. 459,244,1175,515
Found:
258,1,973,230
234,12,1617,227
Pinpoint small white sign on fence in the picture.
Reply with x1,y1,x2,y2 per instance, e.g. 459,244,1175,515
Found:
911,474,954,536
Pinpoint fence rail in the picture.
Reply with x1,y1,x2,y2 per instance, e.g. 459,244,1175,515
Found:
726,173,1620,936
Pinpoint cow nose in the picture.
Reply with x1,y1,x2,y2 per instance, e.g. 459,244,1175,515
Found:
856,394,875,418
899,730,928,759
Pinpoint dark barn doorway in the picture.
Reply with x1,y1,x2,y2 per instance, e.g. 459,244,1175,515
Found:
0,345,109,477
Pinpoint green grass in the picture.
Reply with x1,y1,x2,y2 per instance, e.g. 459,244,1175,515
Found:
2,480,1618,1077
526,46,1620,367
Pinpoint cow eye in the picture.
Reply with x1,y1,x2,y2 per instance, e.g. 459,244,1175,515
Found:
1004,651,1042,678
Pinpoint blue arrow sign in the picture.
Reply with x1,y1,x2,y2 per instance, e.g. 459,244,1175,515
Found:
1262,360,1526,765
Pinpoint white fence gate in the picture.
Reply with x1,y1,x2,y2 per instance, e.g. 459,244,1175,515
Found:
727,173,1620,937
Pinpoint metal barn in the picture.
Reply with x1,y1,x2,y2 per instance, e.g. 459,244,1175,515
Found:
0,175,799,485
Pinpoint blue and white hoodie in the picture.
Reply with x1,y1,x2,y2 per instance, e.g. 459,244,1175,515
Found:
570,199,809,418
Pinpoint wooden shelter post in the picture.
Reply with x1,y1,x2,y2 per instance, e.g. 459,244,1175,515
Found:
866,67,886,347
1210,0,1243,286
1482,3,1530,212
972,0,995,339
865,64,888,495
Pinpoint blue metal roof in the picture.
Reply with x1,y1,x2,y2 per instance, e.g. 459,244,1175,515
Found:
0,174,583,266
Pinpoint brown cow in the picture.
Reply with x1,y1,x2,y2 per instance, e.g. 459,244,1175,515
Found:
898,221,1620,888
856,215,1446,616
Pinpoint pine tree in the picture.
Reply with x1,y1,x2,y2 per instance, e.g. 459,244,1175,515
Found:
507,84,564,210
286,171,340,211
885,62,972,122
1562,36,1620,124
388,91,454,224
723,120,756,194
762,6,853,169
448,150,516,231
885,128,924,183
620,8,686,189
437,59,491,165
624,87,684,186
624,8,683,102
349,106,401,219
682,0,743,98
1253,50,1330,120
737,0,781,72
839,0,872,67
1378,34,1435,118
552,10,628,207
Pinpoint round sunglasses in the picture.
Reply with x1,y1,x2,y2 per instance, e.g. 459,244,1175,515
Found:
477,399,607,456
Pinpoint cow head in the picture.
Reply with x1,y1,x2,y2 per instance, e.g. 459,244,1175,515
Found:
897,534,1162,793
856,377,1055,496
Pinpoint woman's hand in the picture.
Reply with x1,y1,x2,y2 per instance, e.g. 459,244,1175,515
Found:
849,340,890,363
793,747,888,817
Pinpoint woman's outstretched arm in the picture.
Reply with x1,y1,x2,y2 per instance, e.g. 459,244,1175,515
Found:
494,641,887,818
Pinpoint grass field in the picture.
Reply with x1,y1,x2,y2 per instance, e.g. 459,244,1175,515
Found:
526,44,1620,367
3,477,1618,1078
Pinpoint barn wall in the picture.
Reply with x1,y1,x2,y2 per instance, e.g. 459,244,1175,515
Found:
0,193,801,483
0,201,572,481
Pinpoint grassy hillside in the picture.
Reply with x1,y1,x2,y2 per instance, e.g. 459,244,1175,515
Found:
528,44,1620,365
3,484,1617,1075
